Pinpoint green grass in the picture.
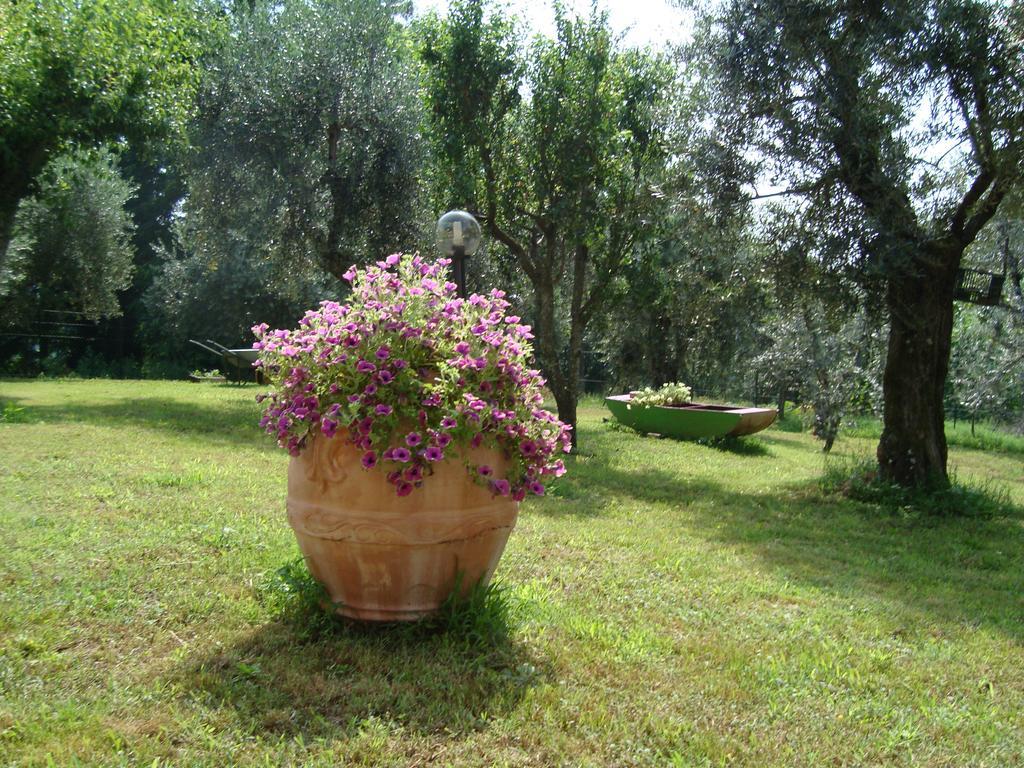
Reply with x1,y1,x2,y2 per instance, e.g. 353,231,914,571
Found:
842,413,1024,456
1,380,1023,767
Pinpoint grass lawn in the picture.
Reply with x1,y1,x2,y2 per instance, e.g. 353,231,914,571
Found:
1,379,1023,767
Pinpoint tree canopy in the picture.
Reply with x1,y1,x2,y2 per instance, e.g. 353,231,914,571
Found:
0,0,211,254
184,0,426,283
420,0,673,444
699,0,1024,485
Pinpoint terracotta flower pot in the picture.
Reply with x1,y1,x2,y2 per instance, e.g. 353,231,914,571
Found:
286,433,519,621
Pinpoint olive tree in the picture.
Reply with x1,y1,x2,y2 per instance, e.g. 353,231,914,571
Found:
185,0,426,284
0,0,209,258
699,0,1024,486
420,0,672,445
1,147,137,325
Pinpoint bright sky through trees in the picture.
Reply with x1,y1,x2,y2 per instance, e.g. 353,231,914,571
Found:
415,0,693,48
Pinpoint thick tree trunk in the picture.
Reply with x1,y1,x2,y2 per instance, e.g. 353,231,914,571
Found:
877,247,960,487
552,385,578,451
533,266,582,451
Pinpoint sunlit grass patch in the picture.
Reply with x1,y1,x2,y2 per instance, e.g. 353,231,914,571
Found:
1,379,1022,766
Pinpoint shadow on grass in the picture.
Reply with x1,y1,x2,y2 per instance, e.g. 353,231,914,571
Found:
3,395,269,450
572,448,1024,641
541,456,724,513
600,418,773,456
180,618,546,739
695,436,772,456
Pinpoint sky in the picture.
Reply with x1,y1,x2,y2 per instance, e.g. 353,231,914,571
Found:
413,0,694,50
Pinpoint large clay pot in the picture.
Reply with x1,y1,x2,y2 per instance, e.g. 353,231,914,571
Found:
286,433,518,621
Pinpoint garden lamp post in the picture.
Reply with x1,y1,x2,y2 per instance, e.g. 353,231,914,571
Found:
436,210,482,299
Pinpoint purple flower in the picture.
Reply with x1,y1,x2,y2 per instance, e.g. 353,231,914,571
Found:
255,254,573,499
512,487,527,502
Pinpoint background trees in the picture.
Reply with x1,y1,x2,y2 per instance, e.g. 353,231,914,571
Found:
1,148,136,325
1,0,1022,463
183,0,426,285
0,0,209,257
420,0,672,444
698,0,1024,486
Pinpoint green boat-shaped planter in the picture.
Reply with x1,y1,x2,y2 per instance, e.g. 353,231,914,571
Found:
605,394,778,439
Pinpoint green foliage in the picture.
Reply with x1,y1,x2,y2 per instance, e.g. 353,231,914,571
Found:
0,0,212,247
419,0,673,435
143,217,332,364
755,297,884,453
185,0,426,283
822,455,1014,519
950,304,1021,424
2,146,137,324
699,0,1024,484
0,400,30,423
630,382,693,407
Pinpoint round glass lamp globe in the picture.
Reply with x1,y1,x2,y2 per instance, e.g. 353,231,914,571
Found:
436,210,482,256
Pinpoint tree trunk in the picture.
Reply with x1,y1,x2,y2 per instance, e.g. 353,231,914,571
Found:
533,272,579,449
0,192,20,261
552,384,578,451
876,248,960,487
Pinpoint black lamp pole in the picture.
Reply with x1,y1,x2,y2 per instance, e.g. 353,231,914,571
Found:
452,244,467,299
437,211,480,299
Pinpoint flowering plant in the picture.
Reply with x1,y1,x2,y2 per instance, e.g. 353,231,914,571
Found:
253,253,571,499
629,382,693,408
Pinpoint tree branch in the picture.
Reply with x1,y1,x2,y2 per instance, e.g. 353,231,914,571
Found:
959,178,1007,245
950,167,994,240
